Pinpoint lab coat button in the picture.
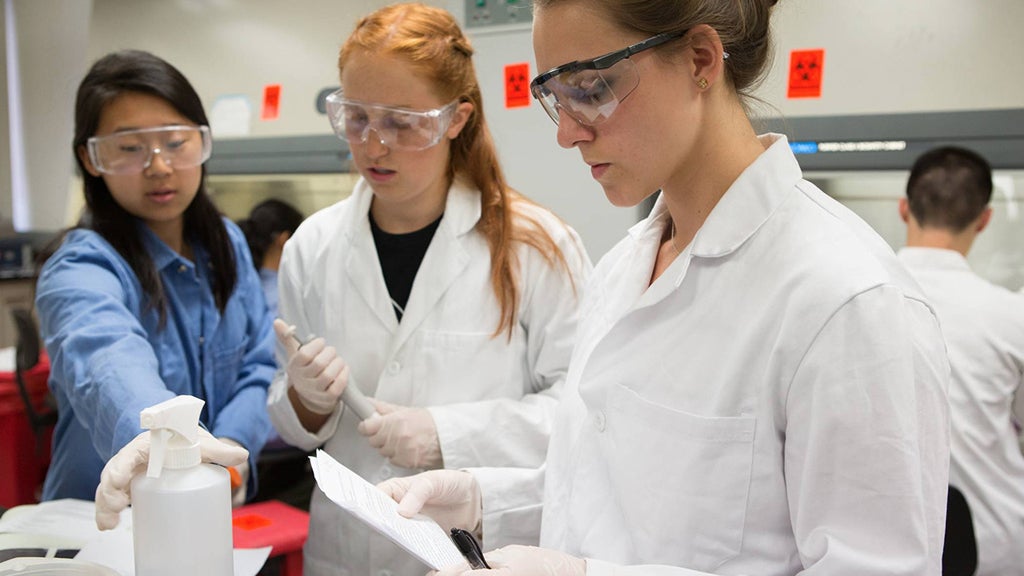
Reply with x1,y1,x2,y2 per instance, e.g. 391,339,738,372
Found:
379,465,393,480
593,411,606,432
388,361,401,374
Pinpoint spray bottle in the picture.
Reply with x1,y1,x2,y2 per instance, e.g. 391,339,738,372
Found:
130,395,234,576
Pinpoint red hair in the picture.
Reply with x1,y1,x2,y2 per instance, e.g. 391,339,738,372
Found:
340,3,576,338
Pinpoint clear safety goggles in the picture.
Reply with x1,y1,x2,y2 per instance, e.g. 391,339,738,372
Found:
324,89,458,151
530,30,688,126
86,125,212,175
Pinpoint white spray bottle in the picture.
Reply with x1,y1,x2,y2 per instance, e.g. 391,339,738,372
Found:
130,395,234,576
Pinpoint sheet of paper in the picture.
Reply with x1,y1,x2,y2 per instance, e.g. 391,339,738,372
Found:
310,449,464,570
0,500,269,576
74,528,271,576
0,499,128,545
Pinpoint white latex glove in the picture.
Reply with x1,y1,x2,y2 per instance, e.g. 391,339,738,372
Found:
358,400,442,469
218,437,249,507
95,427,248,530
377,469,481,536
435,545,586,576
273,319,349,415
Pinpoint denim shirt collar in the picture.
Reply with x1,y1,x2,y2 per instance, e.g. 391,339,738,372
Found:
137,220,209,274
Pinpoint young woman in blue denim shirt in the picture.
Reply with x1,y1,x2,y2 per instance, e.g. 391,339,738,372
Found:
35,50,275,510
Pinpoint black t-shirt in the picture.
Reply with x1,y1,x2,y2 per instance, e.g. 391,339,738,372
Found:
369,213,443,321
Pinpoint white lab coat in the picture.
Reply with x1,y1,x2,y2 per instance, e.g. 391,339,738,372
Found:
267,177,590,576
473,135,950,575
898,247,1024,576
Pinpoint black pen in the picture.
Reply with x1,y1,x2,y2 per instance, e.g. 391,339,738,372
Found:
450,527,490,570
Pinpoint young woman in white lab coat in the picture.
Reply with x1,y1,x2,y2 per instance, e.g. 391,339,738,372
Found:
265,4,590,575
380,0,952,575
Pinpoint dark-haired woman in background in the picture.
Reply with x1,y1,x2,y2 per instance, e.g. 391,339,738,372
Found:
237,198,305,318
36,50,275,520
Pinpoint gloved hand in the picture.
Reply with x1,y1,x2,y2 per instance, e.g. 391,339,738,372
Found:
435,545,586,576
218,437,249,507
358,400,442,469
377,469,481,536
273,319,349,415
95,427,248,530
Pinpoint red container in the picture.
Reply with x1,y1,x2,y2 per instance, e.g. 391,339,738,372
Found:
233,499,310,576
0,354,53,509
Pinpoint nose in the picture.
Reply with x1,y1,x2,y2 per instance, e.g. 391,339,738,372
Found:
555,111,593,149
142,147,173,177
363,127,390,158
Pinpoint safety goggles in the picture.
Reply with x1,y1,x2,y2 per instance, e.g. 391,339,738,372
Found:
86,125,212,175
530,30,688,126
324,89,458,151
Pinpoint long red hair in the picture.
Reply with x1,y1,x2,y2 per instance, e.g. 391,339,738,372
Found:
340,2,576,338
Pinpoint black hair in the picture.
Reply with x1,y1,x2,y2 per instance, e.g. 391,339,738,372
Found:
71,49,236,326
905,146,994,232
236,199,304,270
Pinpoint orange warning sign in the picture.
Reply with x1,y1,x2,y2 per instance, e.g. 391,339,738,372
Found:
504,63,531,109
787,49,825,99
261,84,281,120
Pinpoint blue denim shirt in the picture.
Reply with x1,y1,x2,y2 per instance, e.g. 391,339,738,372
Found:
36,219,275,501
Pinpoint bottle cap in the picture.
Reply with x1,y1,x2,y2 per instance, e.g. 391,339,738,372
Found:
139,395,205,477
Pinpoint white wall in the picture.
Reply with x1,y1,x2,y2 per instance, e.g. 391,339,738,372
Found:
0,2,10,233
88,0,424,138
2,0,91,232
758,0,1024,116
9,0,1021,256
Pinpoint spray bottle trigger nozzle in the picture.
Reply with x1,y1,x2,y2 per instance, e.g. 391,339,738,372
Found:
147,428,173,478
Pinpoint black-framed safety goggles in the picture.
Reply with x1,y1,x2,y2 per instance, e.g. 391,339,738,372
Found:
530,30,689,126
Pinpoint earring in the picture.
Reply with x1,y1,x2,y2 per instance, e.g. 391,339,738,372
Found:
697,77,709,89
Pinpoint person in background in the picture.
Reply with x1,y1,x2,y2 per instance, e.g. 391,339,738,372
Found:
238,198,313,510
380,0,951,574
237,198,305,318
897,146,1024,576
266,3,590,575
34,49,275,528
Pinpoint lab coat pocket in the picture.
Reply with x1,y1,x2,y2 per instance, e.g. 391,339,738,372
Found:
416,330,524,403
602,383,755,570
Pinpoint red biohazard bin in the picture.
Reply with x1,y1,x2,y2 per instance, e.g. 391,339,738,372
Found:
0,353,53,509
232,499,309,576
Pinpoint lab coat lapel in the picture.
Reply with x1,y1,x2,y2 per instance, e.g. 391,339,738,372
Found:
389,183,477,353
344,181,400,333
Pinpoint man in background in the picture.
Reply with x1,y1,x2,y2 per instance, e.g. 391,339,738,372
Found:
898,146,1024,576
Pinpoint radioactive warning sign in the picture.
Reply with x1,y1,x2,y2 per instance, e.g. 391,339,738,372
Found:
787,49,825,99
504,63,531,108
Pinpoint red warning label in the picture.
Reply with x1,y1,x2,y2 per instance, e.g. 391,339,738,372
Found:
261,84,281,120
787,49,825,99
504,63,530,109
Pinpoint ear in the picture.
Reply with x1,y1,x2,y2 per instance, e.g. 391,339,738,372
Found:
77,145,102,177
446,101,474,140
898,197,911,224
686,24,727,90
975,206,993,234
